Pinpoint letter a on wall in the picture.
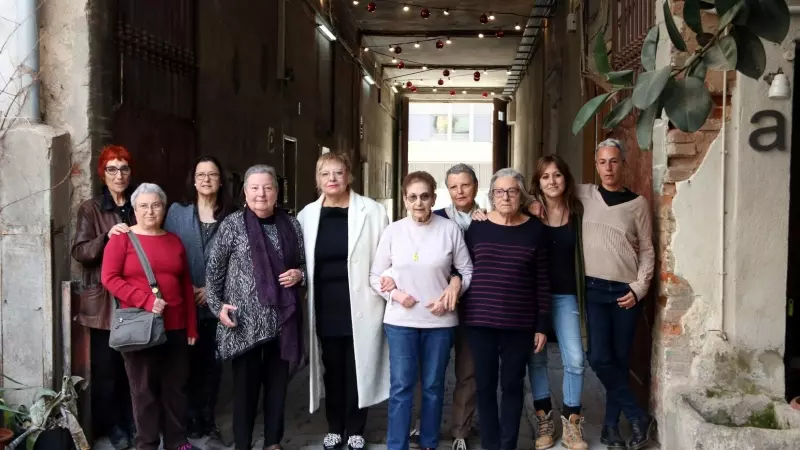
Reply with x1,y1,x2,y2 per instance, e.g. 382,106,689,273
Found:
749,110,787,152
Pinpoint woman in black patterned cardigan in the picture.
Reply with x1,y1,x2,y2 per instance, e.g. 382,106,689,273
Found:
205,164,307,450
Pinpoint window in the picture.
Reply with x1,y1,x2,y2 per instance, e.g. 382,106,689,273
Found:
451,114,470,141
408,103,494,143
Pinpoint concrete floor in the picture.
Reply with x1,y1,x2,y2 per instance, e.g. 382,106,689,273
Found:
94,343,656,449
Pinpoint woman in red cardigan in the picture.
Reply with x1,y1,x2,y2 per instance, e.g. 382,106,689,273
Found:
102,182,199,450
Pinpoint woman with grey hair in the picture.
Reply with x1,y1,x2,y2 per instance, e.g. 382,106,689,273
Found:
101,183,200,450
461,168,551,450
205,164,307,450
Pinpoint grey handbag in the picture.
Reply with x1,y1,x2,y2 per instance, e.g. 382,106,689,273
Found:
108,231,168,352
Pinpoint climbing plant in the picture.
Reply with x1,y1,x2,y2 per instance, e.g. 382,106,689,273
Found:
572,0,791,149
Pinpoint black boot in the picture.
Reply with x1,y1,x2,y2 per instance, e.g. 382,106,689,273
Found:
600,425,626,449
628,416,655,450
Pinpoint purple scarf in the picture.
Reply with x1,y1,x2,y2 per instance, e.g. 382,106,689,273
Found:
243,207,303,370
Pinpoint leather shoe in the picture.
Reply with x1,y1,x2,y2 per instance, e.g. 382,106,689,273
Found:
600,425,626,449
629,416,655,450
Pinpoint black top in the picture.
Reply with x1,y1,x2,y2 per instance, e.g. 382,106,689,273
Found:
544,221,577,295
314,207,352,337
200,221,218,249
598,185,638,206
101,186,134,225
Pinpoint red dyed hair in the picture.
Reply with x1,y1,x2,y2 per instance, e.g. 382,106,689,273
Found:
97,145,133,179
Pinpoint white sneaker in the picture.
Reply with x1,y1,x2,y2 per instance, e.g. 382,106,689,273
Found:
452,438,468,450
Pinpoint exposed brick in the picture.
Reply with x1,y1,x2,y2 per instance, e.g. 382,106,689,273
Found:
664,166,694,182
667,130,696,144
667,141,698,156
661,322,683,336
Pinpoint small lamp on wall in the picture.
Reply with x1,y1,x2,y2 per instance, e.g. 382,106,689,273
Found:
766,68,791,100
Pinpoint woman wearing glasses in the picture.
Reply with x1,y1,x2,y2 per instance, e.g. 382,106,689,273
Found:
164,155,236,441
369,171,473,450
461,168,551,450
71,144,137,449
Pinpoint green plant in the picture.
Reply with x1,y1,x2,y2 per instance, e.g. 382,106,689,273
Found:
1,375,89,450
572,0,790,149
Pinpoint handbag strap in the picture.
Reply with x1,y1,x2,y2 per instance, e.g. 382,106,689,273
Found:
127,231,163,300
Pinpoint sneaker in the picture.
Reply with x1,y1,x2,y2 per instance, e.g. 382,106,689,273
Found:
452,438,468,450
560,415,588,450
109,425,131,450
409,428,421,449
534,410,555,450
323,433,344,450
348,435,366,450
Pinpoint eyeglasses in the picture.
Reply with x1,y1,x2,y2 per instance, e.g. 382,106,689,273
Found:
492,188,521,198
136,202,164,212
406,193,432,203
318,170,345,180
105,165,131,176
195,172,221,181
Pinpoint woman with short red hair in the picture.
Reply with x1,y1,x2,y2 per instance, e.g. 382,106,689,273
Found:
71,144,138,449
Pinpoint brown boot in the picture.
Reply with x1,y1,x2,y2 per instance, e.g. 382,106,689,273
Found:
561,414,588,450
534,410,555,450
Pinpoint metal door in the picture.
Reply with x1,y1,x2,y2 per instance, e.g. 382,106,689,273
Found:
112,0,198,202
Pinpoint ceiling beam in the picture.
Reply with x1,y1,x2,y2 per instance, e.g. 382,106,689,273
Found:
361,28,542,38
381,64,510,70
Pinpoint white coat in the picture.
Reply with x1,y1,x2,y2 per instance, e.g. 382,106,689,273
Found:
297,191,391,413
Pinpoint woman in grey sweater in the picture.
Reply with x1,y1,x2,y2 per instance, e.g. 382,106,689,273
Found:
205,164,306,450
164,155,235,440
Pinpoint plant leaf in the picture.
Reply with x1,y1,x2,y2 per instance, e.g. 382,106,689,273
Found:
572,93,611,135
663,0,688,51
641,26,659,72
632,67,672,109
732,25,766,79
594,33,611,75
702,35,738,70
688,59,708,80
684,0,704,34
606,70,635,86
603,97,635,130
663,77,713,133
718,0,746,30
25,429,42,450
699,0,716,9
715,0,743,16
637,101,662,150
745,0,790,44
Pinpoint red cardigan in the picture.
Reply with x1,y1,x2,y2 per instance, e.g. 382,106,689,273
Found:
101,232,198,339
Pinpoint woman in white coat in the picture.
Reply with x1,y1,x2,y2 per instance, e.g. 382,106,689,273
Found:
298,152,393,450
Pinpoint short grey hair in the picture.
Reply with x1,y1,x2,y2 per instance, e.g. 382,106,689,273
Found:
445,163,478,186
596,138,626,161
488,167,531,209
243,164,279,190
131,183,167,208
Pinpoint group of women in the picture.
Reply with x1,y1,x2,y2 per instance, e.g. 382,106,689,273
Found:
72,139,654,450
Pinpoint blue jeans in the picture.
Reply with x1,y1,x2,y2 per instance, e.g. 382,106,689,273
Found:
584,277,646,426
384,324,454,450
528,294,585,408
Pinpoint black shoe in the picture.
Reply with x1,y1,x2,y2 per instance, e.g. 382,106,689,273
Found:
408,428,421,449
187,417,204,440
628,416,655,450
347,435,365,450
126,421,136,444
600,425,626,449
109,425,131,450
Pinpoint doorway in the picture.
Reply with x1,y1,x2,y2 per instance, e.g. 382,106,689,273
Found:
785,44,800,402
281,136,298,215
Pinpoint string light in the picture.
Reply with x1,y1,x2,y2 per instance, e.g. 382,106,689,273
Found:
389,45,395,52
422,65,428,70
506,69,512,74
443,9,450,15
515,23,521,30
403,5,410,12
433,88,437,92
363,47,369,52
462,90,467,94
414,42,420,48
352,0,359,4
478,33,484,38
446,38,452,44
489,12,495,20
491,92,495,96
392,58,398,63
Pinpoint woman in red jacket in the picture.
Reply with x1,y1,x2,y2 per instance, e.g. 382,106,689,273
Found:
102,182,199,450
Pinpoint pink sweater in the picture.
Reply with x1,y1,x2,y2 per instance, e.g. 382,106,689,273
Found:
578,185,655,300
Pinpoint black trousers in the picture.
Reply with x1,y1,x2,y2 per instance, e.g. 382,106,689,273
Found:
90,328,134,438
122,330,190,450
232,339,290,449
466,327,533,450
187,320,222,423
320,335,368,437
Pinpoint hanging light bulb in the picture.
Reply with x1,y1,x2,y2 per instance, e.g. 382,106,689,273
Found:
433,88,438,92
515,23,521,30
506,69,512,75
462,90,467,94
483,68,488,74
446,38,452,44
489,12,495,20
490,92,495,96
389,45,395,52
422,65,428,70
392,58,397,63
352,0,359,4
403,5,410,12
443,9,450,16
478,33,485,38
363,47,369,52
414,42,420,48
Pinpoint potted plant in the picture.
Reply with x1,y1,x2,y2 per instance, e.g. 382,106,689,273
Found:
1,375,88,450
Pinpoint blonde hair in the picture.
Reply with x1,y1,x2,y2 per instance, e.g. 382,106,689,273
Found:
315,152,354,191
